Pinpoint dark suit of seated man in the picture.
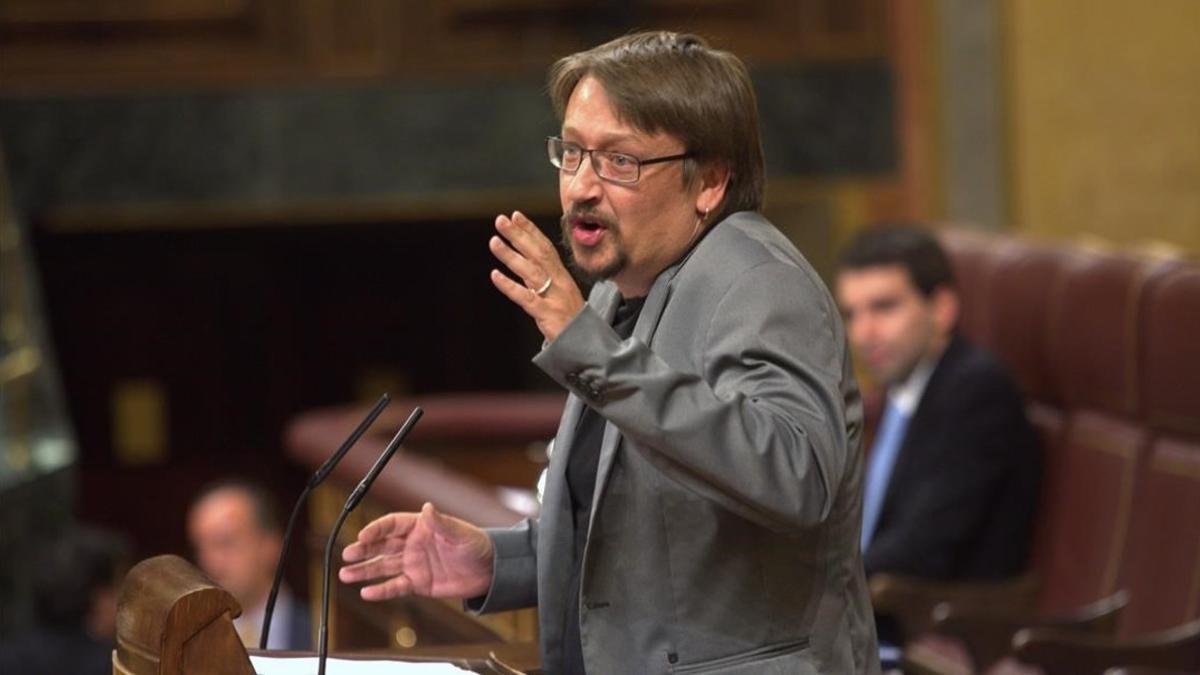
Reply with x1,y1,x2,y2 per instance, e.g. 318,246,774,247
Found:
834,226,1041,653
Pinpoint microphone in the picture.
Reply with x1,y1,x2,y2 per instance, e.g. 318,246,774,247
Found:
318,406,424,675
259,393,391,650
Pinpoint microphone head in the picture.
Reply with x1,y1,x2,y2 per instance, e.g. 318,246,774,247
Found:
345,406,423,512
308,393,391,488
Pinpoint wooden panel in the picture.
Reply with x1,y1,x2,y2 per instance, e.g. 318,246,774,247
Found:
0,0,251,24
0,0,382,93
420,0,887,71
0,0,888,94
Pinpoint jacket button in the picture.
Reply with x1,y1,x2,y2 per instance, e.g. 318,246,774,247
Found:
667,652,679,664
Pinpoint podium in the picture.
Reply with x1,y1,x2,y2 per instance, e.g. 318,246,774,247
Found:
113,555,538,674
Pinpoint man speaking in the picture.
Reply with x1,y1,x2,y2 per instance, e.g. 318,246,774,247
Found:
339,31,879,674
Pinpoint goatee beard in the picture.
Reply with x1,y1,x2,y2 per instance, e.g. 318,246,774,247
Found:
559,207,627,284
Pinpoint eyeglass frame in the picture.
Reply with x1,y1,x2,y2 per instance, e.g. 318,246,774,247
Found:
546,136,693,184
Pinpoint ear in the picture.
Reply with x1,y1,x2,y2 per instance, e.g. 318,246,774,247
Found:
930,286,960,336
694,162,731,218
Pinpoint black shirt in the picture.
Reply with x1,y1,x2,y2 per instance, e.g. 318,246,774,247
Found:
561,295,645,675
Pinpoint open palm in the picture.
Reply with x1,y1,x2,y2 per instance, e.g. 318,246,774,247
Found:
338,502,495,601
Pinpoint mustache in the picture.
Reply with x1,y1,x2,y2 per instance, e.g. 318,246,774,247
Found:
560,205,618,230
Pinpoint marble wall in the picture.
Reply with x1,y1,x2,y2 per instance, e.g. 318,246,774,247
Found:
0,64,896,219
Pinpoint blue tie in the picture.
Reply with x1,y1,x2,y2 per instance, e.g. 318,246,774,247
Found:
861,400,911,551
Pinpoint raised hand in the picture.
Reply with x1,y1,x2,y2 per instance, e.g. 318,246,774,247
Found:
489,211,585,343
338,502,495,601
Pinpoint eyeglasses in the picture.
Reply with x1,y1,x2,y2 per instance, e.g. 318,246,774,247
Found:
546,136,692,184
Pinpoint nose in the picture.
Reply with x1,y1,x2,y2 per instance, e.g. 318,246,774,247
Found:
847,313,874,352
562,153,603,205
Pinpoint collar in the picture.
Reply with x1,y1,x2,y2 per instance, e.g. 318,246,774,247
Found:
886,356,937,416
233,586,292,644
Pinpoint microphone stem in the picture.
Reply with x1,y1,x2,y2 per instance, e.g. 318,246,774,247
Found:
259,482,311,650
318,505,354,675
316,406,421,674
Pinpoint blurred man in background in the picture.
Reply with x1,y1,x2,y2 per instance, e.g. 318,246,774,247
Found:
188,478,311,650
0,525,129,675
836,225,1041,652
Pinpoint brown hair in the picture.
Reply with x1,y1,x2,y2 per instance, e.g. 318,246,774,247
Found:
548,31,765,223
838,224,957,298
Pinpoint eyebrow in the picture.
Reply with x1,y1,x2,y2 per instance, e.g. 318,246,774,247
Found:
560,125,643,149
868,296,902,311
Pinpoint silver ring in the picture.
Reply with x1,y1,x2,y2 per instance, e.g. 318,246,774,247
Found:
531,277,552,296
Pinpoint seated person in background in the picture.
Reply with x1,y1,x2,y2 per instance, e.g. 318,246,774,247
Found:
0,525,129,675
835,225,1041,645
188,478,311,650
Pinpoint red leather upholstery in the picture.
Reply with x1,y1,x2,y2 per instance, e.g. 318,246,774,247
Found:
939,229,1004,346
894,231,1198,672
1036,411,1145,613
1140,266,1200,437
1117,438,1200,635
986,243,1067,404
937,231,1200,634
1117,264,1200,634
1034,251,1158,611
1044,251,1150,416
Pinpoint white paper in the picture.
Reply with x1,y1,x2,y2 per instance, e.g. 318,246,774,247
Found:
250,654,472,675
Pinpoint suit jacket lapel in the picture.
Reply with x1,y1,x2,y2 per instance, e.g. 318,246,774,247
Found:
548,281,620,507
552,283,620,465
539,282,621,586
878,336,964,520
588,265,679,524
579,222,715,526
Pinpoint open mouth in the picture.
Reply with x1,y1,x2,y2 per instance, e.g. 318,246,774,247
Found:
576,217,604,232
571,215,609,246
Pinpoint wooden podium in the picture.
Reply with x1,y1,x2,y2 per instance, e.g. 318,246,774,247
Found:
113,555,537,674
113,554,253,675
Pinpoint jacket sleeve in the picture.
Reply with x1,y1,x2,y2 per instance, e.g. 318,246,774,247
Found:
533,261,854,534
464,519,539,613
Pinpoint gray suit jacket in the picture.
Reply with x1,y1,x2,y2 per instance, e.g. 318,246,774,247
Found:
473,212,880,674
